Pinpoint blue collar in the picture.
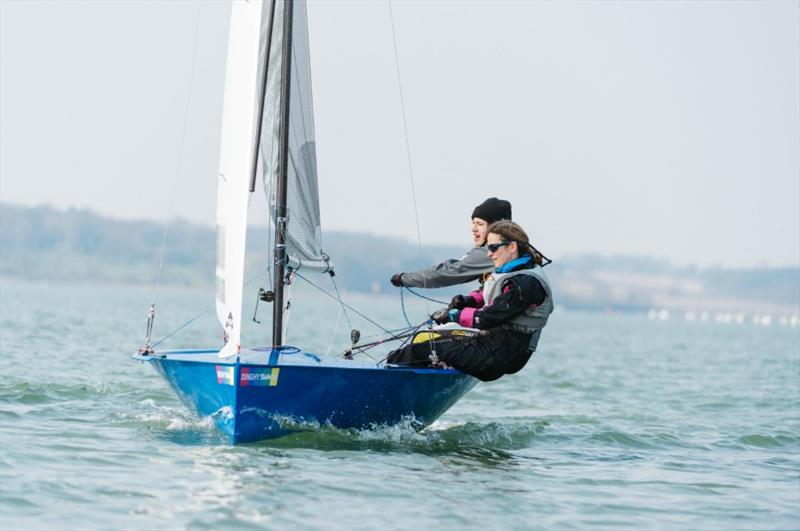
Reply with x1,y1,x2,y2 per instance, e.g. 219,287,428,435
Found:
496,254,532,273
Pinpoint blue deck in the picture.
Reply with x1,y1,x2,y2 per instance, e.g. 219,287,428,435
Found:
133,347,478,443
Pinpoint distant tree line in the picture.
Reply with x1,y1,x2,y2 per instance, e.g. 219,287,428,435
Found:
1,203,798,310
0,203,460,292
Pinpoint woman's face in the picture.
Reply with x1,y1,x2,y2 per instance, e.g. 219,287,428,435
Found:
472,217,489,246
486,232,518,268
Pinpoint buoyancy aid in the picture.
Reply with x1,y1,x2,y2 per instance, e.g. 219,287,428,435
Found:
482,265,554,351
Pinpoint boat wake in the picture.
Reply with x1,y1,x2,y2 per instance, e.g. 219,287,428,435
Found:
113,398,229,445
249,415,550,457
111,399,549,452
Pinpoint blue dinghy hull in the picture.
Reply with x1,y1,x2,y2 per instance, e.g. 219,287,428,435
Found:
133,348,477,444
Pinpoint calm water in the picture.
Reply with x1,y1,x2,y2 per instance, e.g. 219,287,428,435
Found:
1,279,798,530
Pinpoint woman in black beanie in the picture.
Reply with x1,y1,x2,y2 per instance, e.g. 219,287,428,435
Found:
390,197,512,289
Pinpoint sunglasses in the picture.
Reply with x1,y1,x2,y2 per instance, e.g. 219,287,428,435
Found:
487,240,512,253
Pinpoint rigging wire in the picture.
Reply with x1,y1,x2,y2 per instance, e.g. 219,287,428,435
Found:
387,1,424,256
150,3,444,358
292,270,393,334
149,264,422,357
150,301,215,349
151,1,203,300
329,271,354,334
142,1,202,349
388,1,434,361
151,265,270,349
324,307,344,357
152,264,377,352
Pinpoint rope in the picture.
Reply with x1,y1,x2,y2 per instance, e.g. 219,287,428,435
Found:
292,270,393,334
265,195,274,291
350,324,421,361
283,270,296,342
376,320,429,365
353,328,417,352
359,326,416,341
329,272,354,333
400,286,448,336
291,269,419,362
399,288,412,327
324,307,343,357
403,286,449,306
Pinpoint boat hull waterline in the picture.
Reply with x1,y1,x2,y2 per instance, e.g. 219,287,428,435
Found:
133,349,478,443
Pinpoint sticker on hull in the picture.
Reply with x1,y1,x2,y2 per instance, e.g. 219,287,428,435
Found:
216,365,235,386
240,367,280,387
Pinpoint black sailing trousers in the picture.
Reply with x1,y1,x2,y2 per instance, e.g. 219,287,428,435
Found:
386,328,534,382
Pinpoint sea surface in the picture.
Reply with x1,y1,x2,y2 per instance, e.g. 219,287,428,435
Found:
1,278,799,530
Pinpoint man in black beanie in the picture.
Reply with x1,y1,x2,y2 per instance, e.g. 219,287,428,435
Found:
390,197,512,289
471,197,512,227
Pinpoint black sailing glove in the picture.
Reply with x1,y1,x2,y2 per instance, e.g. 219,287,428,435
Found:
431,308,450,324
449,295,467,310
390,273,405,287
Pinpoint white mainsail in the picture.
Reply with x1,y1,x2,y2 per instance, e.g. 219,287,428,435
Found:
259,0,330,272
215,0,265,358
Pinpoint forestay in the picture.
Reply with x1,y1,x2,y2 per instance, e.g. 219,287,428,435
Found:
258,0,331,272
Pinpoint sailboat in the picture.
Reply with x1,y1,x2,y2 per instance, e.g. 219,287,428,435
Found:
133,0,478,444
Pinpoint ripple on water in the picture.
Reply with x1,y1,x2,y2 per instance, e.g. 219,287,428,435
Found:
738,433,800,449
0,379,168,406
2,285,799,531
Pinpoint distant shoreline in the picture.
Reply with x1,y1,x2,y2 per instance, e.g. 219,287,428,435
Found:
1,203,798,318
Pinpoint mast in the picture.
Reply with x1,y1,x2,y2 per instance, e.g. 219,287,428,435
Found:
272,0,294,347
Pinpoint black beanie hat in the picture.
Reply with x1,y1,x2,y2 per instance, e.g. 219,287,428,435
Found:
471,197,512,224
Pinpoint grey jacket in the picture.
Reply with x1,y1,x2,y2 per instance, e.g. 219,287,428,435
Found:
401,246,494,288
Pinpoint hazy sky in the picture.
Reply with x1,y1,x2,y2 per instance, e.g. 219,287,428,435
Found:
1,0,798,268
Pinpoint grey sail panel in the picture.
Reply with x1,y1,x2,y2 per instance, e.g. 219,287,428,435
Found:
259,0,331,273
258,0,282,242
